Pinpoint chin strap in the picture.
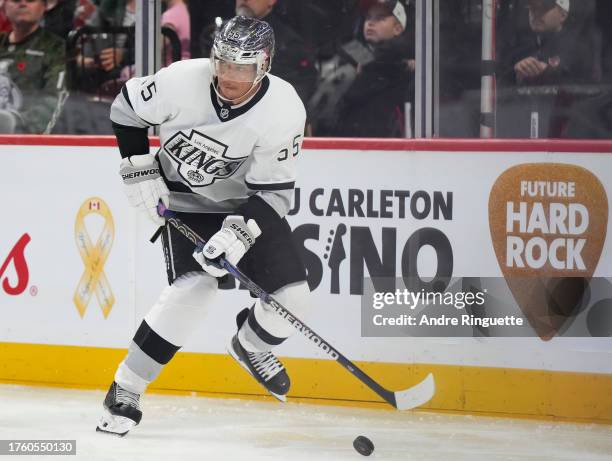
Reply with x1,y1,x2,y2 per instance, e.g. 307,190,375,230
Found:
212,77,263,105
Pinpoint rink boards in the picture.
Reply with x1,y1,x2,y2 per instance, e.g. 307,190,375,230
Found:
0,136,611,423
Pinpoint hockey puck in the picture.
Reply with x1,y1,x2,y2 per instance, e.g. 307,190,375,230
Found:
353,435,374,456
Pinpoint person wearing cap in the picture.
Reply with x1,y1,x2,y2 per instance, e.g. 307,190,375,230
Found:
363,0,406,43
508,0,593,85
332,0,414,138
496,0,597,137
0,0,66,133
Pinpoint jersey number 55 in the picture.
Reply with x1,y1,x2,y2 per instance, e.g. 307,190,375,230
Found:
277,134,302,161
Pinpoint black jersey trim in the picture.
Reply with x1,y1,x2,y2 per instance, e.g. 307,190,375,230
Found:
245,180,295,191
121,85,156,127
209,76,270,123
121,85,134,110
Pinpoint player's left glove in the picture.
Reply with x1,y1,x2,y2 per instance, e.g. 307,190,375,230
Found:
193,215,262,277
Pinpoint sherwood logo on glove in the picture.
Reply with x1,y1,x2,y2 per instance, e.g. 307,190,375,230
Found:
121,168,159,181
229,223,255,246
164,130,247,187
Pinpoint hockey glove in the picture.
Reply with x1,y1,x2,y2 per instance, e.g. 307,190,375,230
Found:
193,216,262,277
119,153,169,226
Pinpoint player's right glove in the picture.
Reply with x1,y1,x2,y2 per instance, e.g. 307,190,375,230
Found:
119,153,169,226
193,215,262,277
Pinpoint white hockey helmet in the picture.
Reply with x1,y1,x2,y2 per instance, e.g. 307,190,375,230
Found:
211,16,275,85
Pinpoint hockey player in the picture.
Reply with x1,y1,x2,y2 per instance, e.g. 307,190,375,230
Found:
97,16,311,436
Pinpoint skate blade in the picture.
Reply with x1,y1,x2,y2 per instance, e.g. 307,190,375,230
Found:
96,408,137,437
271,391,287,403
227,341,287,403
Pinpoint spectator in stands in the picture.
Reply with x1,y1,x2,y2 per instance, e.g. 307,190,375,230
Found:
44,0,76,39
73,0,96,28
0,0,66,133
497,0,600,137
161,0,190,65
88,0,135,73
70,0,135,97
199,0,317,106
330,0,414,138
237,0,317,104
43,0,97,40
502,0,594,86
563,0,612,139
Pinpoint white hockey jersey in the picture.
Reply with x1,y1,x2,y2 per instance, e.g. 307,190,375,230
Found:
110,58,306,216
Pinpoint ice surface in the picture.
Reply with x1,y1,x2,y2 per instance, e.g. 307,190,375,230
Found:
0,384,610,461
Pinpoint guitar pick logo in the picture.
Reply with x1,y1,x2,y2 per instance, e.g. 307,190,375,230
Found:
489,163,608,339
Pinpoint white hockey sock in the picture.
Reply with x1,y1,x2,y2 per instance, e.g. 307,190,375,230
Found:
115,272,218,393
115,360,150,395
239,281,311,352
144,271,217,346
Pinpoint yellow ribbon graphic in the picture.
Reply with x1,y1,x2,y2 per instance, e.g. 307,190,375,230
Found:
74,197,115,318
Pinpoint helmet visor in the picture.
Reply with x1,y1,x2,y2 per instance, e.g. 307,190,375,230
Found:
213,58,258,83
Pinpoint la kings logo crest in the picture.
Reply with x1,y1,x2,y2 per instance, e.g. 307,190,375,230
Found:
164,130,247,187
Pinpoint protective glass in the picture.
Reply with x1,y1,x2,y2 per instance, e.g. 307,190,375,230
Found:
213,58,258,83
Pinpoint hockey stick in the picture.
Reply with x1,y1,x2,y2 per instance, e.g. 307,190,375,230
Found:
157,203,435,410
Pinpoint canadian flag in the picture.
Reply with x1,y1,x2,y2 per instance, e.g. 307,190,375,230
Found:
89,201,100,210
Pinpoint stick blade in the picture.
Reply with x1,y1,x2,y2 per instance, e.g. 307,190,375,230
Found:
394,373,435,410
